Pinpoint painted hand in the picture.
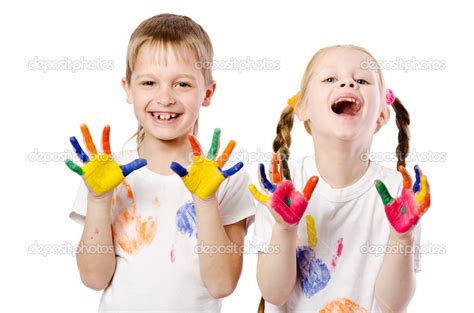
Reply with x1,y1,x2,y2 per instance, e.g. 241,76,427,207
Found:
374,165,431,234
65,124,147,196
170,128,243,200
248,153,318,225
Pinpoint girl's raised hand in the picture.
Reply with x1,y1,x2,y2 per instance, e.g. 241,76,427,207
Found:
374,165,431,234
170,128,243,200
65,124,147,196
248,153,318,227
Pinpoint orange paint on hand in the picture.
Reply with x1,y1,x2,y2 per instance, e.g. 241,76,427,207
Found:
80,124,97,155
215,140,236,168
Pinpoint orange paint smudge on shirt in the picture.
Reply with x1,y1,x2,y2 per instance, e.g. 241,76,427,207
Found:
320,297,368,313
111,179,157,255
152,195,160,208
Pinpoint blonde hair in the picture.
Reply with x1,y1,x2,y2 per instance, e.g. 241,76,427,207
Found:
125,13,214,149
272,44,410,179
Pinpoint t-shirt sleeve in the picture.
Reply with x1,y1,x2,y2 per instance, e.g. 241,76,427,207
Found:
69,181,88,226
251,201,276,253
217,163,256,227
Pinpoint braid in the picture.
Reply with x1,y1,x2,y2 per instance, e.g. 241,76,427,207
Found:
257,297,265,313
272,105,295,180
392,97,410,168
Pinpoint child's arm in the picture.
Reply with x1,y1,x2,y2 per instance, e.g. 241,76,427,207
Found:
249,155,318,306
193,195,246,299
256,223,298,306
76,192,116,290
375,230,416,313
66,124,147,290
374,165,431,312
170,129,249,298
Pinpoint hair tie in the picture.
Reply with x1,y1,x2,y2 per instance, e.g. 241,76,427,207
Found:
288,92,300,108
386,89,395,106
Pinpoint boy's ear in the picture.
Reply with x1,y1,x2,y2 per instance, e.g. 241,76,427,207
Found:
122,77,132,104
202,81,216,107
375,104,390,133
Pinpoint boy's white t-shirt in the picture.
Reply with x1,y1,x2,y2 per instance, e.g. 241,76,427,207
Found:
70,150,256,313
252,156,421,313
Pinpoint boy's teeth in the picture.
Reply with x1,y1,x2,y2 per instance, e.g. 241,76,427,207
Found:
152,113,178,120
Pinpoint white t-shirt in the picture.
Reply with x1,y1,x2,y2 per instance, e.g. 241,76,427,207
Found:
252,156,421,313
70,150,256,313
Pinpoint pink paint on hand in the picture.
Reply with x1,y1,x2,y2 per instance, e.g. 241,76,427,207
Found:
271,181,309,224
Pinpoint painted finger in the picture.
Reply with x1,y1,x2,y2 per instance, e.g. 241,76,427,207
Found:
303,176,318,200
374,180,394,206
215,140,236,168
398,165,412,189
120,159,147,177
259,163,276,192
170,161,189,178
416,176,429,204
69,136,89,163
188,134,202,156
102,125,111,155
207,128,221,160
221,162,243,178
271,153,282,184
413,165,422,193
80,124,98,155
65,159,84,176
248,184,270,204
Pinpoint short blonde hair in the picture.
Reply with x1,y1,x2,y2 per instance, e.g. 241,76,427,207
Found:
125,14,214,148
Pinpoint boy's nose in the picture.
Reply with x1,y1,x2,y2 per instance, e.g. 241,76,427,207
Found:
339,81,355,88
156,89,176,105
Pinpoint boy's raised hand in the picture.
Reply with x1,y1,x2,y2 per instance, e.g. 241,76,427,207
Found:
374,165,431,234
66,124,147,196
249,153,318,227
170,128,243,200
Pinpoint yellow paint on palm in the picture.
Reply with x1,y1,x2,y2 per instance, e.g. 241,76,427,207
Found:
182,155,225,199
306,214,318,248
82,154,124,195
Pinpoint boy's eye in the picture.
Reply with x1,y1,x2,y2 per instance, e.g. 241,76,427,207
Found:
141,81,155,86
323,77,337,83
175,82,191,88
355,79,369,85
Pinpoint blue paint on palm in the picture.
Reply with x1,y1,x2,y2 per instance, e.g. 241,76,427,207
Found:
296,246,331,297
176,201,197,238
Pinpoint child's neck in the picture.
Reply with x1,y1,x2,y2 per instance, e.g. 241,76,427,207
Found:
138,134,192,176
313,136,371,189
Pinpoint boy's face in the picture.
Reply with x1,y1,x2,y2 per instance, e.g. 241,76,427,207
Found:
123,43,215,142
297,47,389,143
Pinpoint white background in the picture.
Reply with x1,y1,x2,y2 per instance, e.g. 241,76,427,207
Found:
1,0,472,311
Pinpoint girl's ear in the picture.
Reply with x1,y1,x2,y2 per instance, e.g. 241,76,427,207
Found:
122,77,133,104
375,104,390,133
295,99,310,122
202,81,217,107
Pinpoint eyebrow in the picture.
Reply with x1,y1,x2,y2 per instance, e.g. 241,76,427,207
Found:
135,73,197,80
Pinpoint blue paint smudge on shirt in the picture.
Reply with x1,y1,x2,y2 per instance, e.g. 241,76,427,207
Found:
296,246,331,297
176,201,197,238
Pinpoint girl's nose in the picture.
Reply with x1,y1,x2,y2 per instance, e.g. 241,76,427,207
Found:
339,81,355,88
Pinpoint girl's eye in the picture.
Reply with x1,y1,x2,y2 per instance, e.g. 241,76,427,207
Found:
175,82,191,88
323,77,337,83
141,81,155,86
355,79,369,85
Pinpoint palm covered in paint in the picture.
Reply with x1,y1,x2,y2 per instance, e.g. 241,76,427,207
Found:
66,124,147,196
374,165,431,234
170,128,243,200
249,153,318,225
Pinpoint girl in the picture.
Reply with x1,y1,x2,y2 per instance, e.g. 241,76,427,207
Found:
250,45,431,312
67,14,255,312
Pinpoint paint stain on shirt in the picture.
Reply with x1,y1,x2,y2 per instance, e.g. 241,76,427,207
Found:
319,297,368,313
112,179,157,255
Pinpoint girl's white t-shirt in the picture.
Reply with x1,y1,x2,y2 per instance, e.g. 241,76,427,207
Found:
252,156,421,313
70,150,256,313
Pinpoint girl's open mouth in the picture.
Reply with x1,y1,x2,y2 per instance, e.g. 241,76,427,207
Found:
331,96,362,117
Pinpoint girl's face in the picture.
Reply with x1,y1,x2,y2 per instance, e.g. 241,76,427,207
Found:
123,43,215,142
297,47,389,143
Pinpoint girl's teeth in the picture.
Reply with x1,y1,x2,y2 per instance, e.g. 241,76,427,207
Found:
152,113,179,120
